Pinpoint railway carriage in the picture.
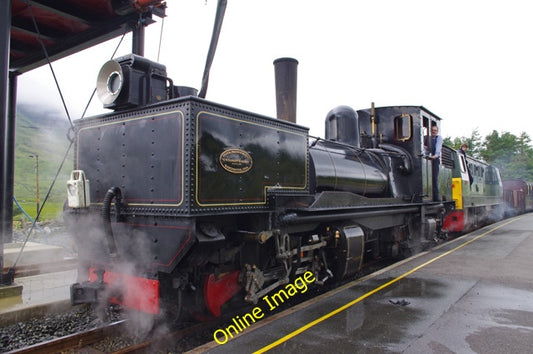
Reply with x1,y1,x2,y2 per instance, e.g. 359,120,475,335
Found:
502,179,533,215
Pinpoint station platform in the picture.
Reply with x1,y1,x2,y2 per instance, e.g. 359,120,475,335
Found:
0,269,76,325
193,213,533,353
1,240,76,324
3,242,65,267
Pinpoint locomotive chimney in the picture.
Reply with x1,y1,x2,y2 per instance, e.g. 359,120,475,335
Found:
273,57,298,123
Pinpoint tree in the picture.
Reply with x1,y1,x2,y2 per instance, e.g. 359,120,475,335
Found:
480,130,533,180
444,128,483,159
446,129,533,180
467,129,483,159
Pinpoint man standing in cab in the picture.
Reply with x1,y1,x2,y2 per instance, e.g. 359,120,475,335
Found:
429,125,443,201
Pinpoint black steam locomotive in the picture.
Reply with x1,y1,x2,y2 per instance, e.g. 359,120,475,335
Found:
68,54,458,319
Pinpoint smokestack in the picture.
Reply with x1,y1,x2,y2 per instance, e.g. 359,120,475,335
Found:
273,57,298,123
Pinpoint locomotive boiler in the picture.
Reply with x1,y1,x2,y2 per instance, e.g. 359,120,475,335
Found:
68,54,448,319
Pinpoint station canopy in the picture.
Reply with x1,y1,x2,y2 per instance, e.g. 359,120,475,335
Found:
9,0,165,73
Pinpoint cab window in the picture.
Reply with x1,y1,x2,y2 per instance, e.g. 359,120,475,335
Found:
394,114,411,141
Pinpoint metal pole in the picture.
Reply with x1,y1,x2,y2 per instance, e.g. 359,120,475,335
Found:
5,73,17,237
1,0,13,285
36,154,40,214
132,16,145,56
29,154,40,214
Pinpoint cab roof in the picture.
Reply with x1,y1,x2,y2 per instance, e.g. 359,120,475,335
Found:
9,0,164,73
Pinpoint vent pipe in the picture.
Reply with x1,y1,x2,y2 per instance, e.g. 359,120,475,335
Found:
273,57,298,123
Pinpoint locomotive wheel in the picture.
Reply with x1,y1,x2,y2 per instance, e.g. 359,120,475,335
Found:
277,233,293,279
398,242,413,259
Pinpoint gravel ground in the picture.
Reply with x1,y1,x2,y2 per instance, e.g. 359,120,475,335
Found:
1,221,90,352
0,304,215,353
0,305,123,353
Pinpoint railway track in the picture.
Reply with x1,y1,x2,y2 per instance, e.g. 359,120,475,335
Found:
9,320,126,353
6,317,228,353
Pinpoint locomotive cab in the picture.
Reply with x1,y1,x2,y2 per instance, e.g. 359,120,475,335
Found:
355,106,447,203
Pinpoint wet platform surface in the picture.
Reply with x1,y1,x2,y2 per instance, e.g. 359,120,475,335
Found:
0,269,76,318
196,213,533,353
1,241,76,319
1,234,76,315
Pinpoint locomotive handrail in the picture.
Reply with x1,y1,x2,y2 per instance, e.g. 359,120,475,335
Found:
309,135,365,153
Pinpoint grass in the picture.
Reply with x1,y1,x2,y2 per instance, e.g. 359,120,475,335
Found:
13,201,64,229
13,106,72,225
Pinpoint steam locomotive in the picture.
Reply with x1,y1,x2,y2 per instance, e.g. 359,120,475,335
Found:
67,54,502,319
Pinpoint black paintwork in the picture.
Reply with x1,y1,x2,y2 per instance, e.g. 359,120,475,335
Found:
75,96,309,217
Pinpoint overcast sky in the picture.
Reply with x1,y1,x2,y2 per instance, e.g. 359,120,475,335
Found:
17,0,533,141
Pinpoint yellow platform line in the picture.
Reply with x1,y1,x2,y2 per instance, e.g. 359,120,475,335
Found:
254,217,520,353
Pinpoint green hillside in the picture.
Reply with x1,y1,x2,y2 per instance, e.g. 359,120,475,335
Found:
13,105,73,224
